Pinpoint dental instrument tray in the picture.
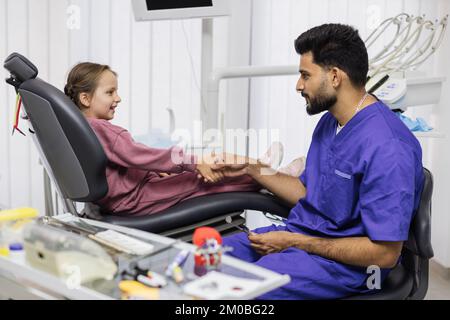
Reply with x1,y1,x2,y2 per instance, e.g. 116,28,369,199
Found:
44,215,155,256
22,222,117,284
90,230,154,256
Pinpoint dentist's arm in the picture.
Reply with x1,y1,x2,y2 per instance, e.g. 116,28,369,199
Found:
218,155,306,206
247,163,306,206
249,231,403,269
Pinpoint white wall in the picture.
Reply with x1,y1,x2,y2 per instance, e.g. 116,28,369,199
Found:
1,0,449,266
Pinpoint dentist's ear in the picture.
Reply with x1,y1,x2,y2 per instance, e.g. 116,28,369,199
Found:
330,67,343,88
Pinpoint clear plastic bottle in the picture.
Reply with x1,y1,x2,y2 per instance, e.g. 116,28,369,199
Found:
8,243,25,264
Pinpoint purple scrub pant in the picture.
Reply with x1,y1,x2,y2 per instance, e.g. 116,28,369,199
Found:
223,224,363,300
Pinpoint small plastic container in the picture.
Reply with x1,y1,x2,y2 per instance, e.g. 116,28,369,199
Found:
8,243,25,264
0,231,10,257
0,246,9,257
0,207,38,257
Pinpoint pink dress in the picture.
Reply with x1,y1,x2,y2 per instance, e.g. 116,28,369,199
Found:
87,118,259,216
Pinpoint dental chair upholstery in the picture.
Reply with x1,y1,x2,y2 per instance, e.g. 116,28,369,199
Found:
3,52,291,241
4,53,433,299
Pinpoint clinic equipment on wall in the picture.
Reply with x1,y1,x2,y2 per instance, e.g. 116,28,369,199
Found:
366,13,448,79
362,13,447,115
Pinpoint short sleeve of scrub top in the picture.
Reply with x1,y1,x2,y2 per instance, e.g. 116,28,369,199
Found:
299,168,307,186
360,138,417,242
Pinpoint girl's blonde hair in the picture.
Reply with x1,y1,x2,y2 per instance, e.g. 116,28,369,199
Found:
64,62,116,109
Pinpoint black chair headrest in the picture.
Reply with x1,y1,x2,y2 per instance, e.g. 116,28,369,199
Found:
4,52,38,85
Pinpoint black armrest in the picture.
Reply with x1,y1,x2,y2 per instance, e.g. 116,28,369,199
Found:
100,191,292,233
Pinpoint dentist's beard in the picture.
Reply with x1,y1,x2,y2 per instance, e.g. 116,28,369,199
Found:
304,93,337,116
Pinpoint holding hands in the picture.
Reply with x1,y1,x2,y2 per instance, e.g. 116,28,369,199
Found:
195,152,257,183
195,152,226,183
195,140,284,183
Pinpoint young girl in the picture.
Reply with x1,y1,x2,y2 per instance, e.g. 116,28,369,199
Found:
63,62,266,216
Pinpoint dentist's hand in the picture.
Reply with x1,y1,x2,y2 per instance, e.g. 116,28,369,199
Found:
248,231,294,255
212,153,251,170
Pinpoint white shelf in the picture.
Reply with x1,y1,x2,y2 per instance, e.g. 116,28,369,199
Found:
414,131,446,139
403,76,446,108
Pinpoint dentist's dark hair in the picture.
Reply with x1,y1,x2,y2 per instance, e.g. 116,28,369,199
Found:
295,23,368,87
64,62,117,110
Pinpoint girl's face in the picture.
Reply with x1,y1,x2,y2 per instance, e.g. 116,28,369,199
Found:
81,70,121,120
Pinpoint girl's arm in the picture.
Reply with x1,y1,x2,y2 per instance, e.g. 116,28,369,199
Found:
89,119,222,181
110,130,196,174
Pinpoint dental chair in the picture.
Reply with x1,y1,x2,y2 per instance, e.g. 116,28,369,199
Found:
3,52,291,241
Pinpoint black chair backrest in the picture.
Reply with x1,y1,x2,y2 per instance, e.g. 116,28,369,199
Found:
405,168,434,259
4,52,108,202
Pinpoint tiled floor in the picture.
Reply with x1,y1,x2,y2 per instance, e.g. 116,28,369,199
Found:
425,261,450,300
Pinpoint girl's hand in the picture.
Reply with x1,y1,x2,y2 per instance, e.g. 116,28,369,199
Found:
196,153,225,183
158,172,177,177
